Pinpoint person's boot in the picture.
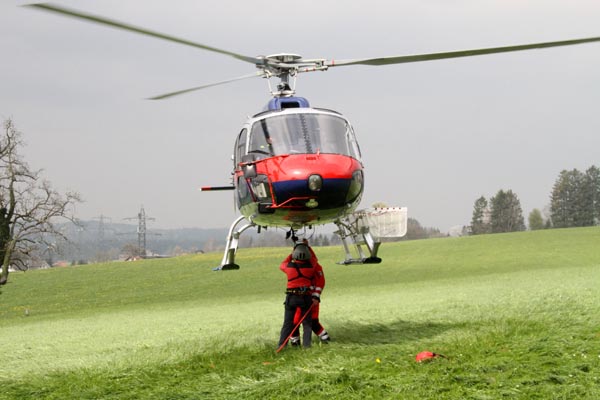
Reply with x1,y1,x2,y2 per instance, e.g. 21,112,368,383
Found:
290,336,301,347
319,331,330,343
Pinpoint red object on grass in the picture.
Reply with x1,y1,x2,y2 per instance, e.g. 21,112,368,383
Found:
415,351,445,362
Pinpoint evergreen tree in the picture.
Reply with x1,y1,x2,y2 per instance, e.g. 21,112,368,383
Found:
550,169,584,227
470,196,490,235
405,218,427,240
584,166,600,225
489,189,526,233
550,166,600,228
550,170,572,227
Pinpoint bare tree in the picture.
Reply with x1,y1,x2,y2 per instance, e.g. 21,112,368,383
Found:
121,243,143,259
0,119,81,285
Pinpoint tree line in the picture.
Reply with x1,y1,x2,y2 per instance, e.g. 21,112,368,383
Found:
470,165,600,234
470,190,526,234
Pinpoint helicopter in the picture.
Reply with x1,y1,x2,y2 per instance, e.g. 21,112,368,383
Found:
28,3,600,270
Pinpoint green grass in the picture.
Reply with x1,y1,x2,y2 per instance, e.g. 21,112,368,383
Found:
1,227,599,399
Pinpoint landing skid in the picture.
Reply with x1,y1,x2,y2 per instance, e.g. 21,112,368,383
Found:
213,216,256,271
213,208,407,269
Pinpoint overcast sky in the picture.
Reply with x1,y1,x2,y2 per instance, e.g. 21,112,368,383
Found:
1,1,599,234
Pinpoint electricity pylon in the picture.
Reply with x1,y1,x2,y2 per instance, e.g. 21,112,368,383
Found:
124,205,158,257
93,214,112,251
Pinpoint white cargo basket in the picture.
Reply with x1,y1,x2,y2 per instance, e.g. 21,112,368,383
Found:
355,207,408,239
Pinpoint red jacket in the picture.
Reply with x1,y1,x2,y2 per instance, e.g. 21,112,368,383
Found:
280,251,325,298
312,262,325,299
307,246,325,297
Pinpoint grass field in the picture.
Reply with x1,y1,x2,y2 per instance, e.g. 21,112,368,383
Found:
1,227,599,399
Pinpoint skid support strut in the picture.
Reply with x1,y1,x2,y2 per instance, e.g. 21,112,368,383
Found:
214,216,256,271
334,217,382,265
334,207,408,265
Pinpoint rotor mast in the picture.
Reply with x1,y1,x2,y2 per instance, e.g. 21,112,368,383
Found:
261,53,327,97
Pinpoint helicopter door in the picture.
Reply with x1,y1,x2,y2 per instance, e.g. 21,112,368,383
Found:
233,128,248,168
233,128,253,208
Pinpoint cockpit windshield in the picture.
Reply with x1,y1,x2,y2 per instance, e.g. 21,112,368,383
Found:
247,112,362,160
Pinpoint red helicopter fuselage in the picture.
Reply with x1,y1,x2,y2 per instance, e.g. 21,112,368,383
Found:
232,99,364,229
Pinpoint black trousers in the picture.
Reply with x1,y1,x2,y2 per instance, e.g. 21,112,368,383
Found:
278,293,313,348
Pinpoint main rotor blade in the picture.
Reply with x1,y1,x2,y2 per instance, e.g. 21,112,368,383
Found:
327,36,600,67
148,72,266,100
26,3,260,65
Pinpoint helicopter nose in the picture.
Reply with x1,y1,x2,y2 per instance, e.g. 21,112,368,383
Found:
269,154,363,209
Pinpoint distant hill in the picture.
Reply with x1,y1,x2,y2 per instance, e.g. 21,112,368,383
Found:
48,215,444,264
52,220,228,263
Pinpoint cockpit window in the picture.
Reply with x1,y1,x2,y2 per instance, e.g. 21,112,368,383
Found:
248,113,361,160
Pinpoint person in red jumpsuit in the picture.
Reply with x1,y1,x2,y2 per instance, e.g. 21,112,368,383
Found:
290,241,330,345
277,242,321,349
